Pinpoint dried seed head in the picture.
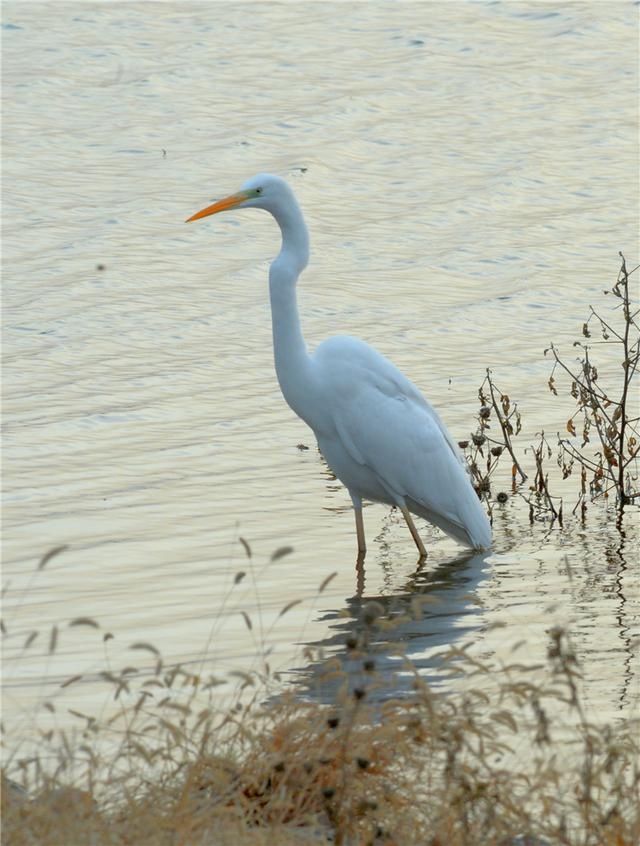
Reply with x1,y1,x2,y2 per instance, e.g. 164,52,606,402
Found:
458,440,469,450
496,491,509,504
491,446,503,457
479,406,491,419
353,687,366,701
362,602,384,626
363,659,376,672
322,787,335,799
327,716,340,729
472,433,486,447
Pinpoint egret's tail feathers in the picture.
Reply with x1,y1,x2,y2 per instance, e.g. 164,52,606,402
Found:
406,496,492,551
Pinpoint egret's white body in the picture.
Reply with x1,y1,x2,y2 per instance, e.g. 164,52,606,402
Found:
187,174,492,556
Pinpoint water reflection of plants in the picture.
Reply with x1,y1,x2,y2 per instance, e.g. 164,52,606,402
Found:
464,254,639,526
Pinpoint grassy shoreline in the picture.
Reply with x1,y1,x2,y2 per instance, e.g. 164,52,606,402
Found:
3,601,639,846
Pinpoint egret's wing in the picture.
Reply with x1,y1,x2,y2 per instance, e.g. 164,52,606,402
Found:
335,384,469,522
313,337,491,547
316,344,459,505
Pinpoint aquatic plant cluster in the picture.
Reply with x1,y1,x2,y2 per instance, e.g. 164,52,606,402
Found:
2,256,639,845
462,254,639,525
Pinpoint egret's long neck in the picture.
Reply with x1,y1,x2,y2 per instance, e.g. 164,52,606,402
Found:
268,197,313,418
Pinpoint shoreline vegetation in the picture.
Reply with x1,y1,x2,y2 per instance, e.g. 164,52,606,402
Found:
3,257,638,845
3,596,639,846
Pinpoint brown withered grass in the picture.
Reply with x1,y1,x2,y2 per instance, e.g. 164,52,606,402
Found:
3,581,639,846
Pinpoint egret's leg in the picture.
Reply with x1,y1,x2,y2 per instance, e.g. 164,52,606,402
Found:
400,505,427,559
354,507,367,560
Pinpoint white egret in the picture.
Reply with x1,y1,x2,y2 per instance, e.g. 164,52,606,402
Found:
187,174,491,558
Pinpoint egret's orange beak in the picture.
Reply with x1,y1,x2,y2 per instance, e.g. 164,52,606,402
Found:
186,191,248,223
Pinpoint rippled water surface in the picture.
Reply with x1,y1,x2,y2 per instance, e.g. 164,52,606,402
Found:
2,1,638,742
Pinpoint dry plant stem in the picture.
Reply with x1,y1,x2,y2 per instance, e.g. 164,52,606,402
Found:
462,372,526,507
530,434,561,522
331,699,363,846
615,253,638,505
583,348,614,442
548,252,639,510
486,370,528,483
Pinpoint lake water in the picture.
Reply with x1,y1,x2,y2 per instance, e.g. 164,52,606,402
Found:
2,1,638,750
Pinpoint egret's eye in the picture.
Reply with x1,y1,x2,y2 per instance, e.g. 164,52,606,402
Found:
255,187,263,195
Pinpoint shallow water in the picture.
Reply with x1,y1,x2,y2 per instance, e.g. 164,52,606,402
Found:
2,1,639,746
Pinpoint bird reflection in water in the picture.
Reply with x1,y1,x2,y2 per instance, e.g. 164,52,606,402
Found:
286,549,489,705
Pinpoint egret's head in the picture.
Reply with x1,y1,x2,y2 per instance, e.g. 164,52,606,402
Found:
186,173,294,223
